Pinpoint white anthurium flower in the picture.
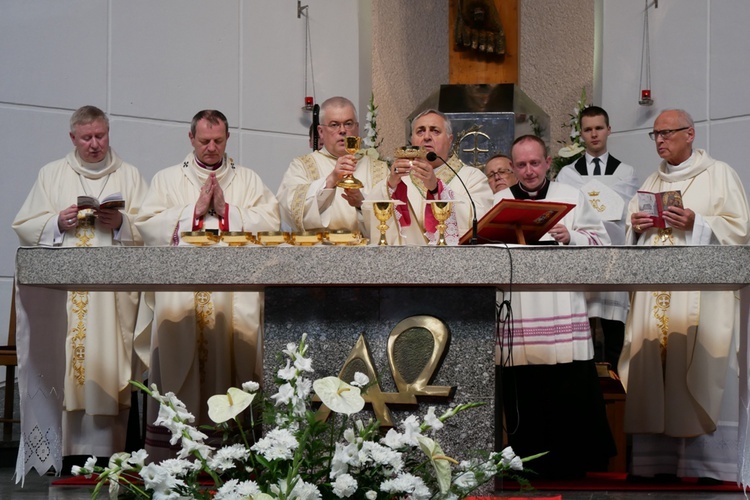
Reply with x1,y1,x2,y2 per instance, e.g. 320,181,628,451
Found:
351,372,370,388
208,388,254,424
242,381,260,393
558,143,585,158
416,435,455,494
313,376,365,415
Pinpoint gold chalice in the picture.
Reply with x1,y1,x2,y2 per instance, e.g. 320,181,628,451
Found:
426,201,453,246
336,136,364,189
373,201,396,246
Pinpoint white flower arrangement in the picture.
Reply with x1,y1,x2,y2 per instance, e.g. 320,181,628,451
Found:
361,93,384,161
550,88,589,178
74,334,540,499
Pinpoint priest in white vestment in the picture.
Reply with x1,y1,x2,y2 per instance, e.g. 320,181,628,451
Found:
12,106,148,474
495,135,615,479
622,109,750,482
556,106,640,372
364,109,493,245
277,96,389,235
134,110,280,461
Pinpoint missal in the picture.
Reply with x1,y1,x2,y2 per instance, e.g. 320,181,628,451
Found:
636,189,682,228
459,198,575,245
77,192,126,210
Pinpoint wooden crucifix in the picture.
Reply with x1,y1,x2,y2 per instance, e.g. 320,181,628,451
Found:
449,0,518,84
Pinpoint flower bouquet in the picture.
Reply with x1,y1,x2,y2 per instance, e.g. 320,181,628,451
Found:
75,334,540,499
550,88,589,179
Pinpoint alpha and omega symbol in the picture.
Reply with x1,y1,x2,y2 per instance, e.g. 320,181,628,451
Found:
315,315,455,427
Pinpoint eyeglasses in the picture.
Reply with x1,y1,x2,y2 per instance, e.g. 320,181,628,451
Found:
486,169,514,180
323,120,358,131
648,127,689,140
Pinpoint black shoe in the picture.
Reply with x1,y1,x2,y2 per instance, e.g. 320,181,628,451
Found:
697,477,724,486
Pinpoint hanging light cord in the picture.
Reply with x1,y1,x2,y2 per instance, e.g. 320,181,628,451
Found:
639,0,652,99
304,10,316,103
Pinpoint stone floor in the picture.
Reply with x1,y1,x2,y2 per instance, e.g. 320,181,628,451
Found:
1,467,747,499
1,381,747,498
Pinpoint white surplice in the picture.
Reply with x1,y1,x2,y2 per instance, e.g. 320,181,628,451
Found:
494,182,610,366
556,154,639,323
12,149,148,479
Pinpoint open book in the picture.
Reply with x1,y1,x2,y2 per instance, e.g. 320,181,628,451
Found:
459,198,575,245
636,190,682,228
77,192,126,210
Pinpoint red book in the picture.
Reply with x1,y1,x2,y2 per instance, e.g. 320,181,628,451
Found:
459,198,575,245
636,190,683,228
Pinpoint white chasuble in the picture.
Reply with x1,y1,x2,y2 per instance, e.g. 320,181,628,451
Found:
12,149,148,472
277,148,388,233
364,156,493,246
135,154,279,436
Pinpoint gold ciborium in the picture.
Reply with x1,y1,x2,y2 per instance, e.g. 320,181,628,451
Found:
426,200,453,246
394,145,426,162
336,136,364,189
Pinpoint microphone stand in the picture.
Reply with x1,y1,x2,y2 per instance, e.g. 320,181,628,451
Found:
426,152,479,245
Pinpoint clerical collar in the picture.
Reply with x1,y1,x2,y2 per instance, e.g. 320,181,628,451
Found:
195,156,223,171
511,177,550,200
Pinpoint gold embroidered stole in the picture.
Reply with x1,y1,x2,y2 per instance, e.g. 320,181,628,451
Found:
69,218,96,386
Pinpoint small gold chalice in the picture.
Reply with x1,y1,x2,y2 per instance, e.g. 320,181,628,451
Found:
373,202,394,246
425,200,453,246
362,200,405,246
336,136,364,189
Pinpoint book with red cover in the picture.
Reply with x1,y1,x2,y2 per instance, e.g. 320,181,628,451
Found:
459,198,575,245
636,189,682,228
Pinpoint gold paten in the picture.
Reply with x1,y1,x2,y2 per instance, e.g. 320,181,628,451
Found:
221,231,255,246
256,231,291,246
181,230,220,246
325,229,363,245
291,231,324,246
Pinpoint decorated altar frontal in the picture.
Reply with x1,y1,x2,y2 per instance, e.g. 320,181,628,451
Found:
12,245,750,485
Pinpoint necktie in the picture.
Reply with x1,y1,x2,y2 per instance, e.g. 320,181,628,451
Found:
593,157,601,175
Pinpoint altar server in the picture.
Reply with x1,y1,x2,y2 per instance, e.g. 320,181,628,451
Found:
556,106,639,372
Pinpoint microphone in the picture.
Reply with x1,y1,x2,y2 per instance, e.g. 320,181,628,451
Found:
311,104,320,151
426,151,479,245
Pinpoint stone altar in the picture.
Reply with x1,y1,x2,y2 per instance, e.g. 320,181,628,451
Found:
12,244,750,483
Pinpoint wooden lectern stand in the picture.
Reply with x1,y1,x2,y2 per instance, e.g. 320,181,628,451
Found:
460,198,574,245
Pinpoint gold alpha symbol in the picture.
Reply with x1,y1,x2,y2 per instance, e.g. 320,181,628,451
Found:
315,316,455,427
